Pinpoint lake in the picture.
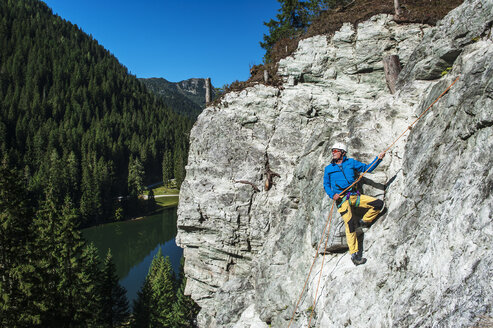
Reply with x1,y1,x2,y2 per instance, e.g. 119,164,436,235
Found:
82,207,183,305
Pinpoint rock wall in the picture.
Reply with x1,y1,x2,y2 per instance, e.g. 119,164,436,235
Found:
176,1,493,327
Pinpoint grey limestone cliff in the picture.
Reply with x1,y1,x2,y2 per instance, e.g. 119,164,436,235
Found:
176,1,493,327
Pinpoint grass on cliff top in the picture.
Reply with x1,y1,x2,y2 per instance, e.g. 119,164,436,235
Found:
213,0,465,104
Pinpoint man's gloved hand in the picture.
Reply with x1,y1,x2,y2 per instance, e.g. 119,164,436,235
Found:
378,152,386,160
333,193,340,200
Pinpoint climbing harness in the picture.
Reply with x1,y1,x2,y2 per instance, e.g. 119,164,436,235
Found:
337,190,360,208
287,75,460,328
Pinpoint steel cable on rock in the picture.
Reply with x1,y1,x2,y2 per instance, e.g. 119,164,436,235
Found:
287,75,460,327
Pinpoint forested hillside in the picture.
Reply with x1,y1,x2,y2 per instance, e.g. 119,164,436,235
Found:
140,77,215,120
0,0,199,325
0,0,192,225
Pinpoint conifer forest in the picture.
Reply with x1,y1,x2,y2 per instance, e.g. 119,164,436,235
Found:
0,0,192,226
1,0,198,326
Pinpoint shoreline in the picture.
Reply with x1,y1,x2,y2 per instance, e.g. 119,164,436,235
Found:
82,195,179,228
129,202,178,221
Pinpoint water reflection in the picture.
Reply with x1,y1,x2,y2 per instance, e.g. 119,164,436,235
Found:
83,208,183,303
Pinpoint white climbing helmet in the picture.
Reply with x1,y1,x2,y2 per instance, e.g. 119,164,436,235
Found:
331,142,347,153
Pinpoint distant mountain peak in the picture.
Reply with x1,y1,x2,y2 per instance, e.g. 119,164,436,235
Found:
140,77,216,119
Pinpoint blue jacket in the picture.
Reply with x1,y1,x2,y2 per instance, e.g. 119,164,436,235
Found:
323,156,382,199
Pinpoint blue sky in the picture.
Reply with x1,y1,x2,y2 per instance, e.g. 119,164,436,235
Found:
42,0,280,88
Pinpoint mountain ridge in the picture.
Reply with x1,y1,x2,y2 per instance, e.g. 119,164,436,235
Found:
0,0,192,225
140,77,216,119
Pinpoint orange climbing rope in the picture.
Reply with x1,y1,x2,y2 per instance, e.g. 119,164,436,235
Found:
307,207,333,327
287,202,336,328
384,75,460,153
287,75,460,327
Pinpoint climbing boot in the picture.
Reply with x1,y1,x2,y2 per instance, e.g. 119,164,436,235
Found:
351,253,367,266
359,219,373,229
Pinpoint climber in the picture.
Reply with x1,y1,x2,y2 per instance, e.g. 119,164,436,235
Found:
323,142,385,266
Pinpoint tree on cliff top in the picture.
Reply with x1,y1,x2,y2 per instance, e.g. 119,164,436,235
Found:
261,0,351,62
261,0,311,63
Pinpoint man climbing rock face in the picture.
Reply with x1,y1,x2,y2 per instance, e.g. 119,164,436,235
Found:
323,142,385,266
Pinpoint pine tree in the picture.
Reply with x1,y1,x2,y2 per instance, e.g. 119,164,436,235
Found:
101,249,130,327
80,153,102,224
54,197,92,327
260,0,311,62
28,193,101,327
132,250,176,327
65,151,80,204
95,156,116,219
29,187,63,326
128,156,145,197
260,0,349,62
173,147,185,190
0,159,34,327
47,149,65,206
78,243,104,326
150,255,175,327
171,257,199,327
131,278,152,328
162,150,173,188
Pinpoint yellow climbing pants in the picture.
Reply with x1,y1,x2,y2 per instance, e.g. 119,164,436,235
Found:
337,194,383,255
